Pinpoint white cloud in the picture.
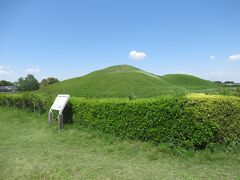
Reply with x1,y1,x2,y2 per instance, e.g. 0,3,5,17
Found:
210,55,215,60
129,50,146,60
0,65,42,81
0,66,15,76
228,53,240,62
26,67,40,74
203,70,240,82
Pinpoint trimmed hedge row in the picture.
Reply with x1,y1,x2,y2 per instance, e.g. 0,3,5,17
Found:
71,95,240,148
187,94,240,145
0,93,52,113
72,95,240,148
0,93,240,148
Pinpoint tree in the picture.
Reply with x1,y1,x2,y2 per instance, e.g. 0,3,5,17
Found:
214,81,222,84
0,80,13,86
40,77,59,88
16,74,39,91
16,77,25,91
224,81,234,84
40,79,48,88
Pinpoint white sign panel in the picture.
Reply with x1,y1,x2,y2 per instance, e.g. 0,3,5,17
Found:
51,94,70,113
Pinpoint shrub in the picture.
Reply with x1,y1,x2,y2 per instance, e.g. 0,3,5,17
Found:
70,96,222,148
70,94,240,148
0,93,240,149
187,94,240,144
0,93,52,113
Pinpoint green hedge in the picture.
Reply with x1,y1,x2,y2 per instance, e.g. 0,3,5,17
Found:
71,94,240,148
0,93,240,148
0,93,52,113
187,94,240,145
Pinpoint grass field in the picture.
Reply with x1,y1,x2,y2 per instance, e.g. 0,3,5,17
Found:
39,65,222,98
1,106,240,179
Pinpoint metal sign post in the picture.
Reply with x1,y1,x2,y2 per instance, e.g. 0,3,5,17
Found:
49,94,70,129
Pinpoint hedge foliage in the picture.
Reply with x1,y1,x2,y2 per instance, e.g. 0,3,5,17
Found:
0,93,52,113
0,93,240,148
71,95,240,148
186,94,240,145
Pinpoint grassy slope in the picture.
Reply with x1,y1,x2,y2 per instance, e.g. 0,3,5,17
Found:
39,65,219,98
161,74,217,90
1,106,240,179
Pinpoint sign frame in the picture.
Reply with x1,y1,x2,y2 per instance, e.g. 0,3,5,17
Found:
50,94,70,113
49,94,70,129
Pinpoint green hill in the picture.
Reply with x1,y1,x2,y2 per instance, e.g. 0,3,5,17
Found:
39,65,219,98
161,74,217,90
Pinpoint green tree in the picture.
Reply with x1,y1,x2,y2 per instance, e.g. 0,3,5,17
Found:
40,77,59,88
0,80,13,86
16,77,25,91
16,74,39,91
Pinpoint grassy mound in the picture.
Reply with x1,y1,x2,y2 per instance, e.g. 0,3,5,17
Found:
39,65,219,98
161,74,217,90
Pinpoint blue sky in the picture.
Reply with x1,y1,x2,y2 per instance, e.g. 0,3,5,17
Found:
0,0,240,82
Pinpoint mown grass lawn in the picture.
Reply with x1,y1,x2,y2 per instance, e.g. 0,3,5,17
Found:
0,106,240,179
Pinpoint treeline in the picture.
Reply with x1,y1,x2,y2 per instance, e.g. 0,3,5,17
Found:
0,74,59,92
0,80,13,86
214,81,240,86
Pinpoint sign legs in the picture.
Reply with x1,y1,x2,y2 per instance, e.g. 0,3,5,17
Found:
48,110,53,126
48,110,63,129
58,113,63,129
